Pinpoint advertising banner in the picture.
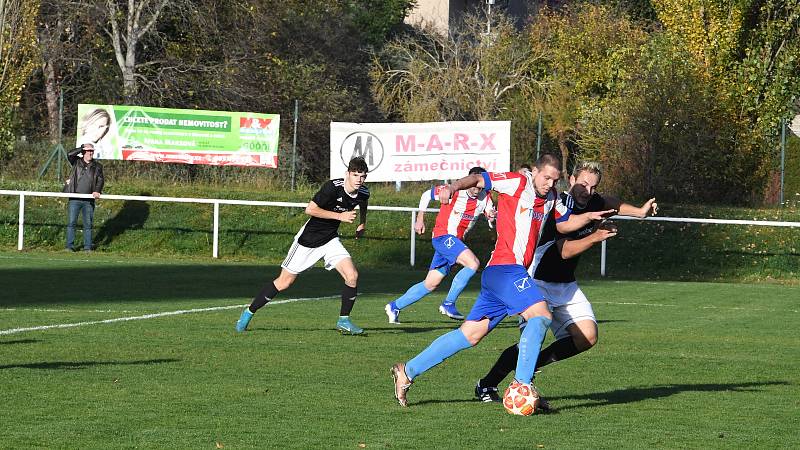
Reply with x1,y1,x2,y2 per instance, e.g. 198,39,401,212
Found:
330,121,511,182
790,114,800,138
76,104,280,167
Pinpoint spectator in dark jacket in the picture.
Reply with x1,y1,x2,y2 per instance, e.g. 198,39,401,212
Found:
64,143,104,251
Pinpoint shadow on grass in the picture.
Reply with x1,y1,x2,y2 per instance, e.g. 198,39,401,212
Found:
0,264,425,307
0,357,180,370
0,339,39,345
550,381,790,411
411,381,790,408
94,196,151,248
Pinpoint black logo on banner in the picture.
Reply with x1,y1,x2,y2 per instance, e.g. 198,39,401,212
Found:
339,132,385,172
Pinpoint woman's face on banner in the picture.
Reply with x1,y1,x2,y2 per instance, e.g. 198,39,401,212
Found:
83,115,110,143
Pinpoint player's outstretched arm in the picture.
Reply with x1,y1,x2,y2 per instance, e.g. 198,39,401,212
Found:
617,197,658,218
558,227,617,259
557,209,616,234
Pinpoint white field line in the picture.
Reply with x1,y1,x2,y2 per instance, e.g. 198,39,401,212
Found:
1,308,135,313
596,301,799,313
0,295,337,336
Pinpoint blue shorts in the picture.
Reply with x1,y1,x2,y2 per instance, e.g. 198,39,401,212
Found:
429,234,468,275
465,264,546,331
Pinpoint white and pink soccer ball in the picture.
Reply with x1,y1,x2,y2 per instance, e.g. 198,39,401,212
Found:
503,381,540,416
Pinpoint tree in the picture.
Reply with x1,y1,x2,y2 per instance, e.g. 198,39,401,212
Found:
528,4,649,178
370,11,546,165
652,0,800,201
99,0,170,103
0,0,39,157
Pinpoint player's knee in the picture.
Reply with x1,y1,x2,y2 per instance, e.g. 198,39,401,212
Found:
573,332,597,352
273,279,291,291
464,258,479,271
343,270,358,286
461,330,482,346
273,274,295,291
586,331,598,348
424,279,440,290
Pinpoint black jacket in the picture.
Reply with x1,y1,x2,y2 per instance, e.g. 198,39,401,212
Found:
63,147,105,195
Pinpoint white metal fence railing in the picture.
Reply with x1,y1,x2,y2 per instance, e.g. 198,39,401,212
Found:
0,189,434,265
2,190,799,273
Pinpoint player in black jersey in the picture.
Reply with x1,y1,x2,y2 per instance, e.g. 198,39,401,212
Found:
474,161,658,404
236,157,371,335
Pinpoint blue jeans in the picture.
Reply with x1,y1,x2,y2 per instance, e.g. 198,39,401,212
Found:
66,199,95,250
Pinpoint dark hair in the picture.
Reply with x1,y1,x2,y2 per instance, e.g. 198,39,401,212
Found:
534,153,561,172
519,163,532,171
347,156,368,173
468,166,487,175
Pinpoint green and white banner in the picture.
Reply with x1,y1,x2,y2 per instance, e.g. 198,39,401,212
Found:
76,104,280,167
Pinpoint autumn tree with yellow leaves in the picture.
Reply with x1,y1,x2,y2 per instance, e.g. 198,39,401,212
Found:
0,0,39,158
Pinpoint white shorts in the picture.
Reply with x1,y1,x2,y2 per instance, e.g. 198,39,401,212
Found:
281,237,351,274
533,279,596,340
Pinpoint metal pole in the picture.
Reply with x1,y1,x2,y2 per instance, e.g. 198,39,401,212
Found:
536,111,543,160
410,211,416,267
18,194,25,251
291,100,299,191
57,88,64,179
212,202,219,258
780,118,786,206
600,240,606,277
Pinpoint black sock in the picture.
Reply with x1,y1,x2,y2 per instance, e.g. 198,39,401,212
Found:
339,285,357,316
536,337,581,369
480,343,519,388
248,282,279,313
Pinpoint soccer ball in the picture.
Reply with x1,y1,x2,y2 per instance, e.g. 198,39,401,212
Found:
503,381,539,416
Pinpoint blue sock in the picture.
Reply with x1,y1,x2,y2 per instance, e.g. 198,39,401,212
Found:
405,329,472,380
515,316,552,384
395,281,432,310
443,267,476,305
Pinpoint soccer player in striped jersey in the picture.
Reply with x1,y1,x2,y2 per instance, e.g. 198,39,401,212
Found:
236,157,370,335
391,154,614,408
473,161,658,404
385,167,496,323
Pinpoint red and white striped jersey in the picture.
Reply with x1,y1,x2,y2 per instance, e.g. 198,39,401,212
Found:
421,185,494,240
482,171,570,268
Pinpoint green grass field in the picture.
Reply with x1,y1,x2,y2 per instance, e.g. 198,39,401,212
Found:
1,251,798,449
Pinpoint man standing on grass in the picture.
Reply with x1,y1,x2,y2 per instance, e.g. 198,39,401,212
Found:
473,161,658,405
236,157,370,335
391,154,614,410
64,143,104,252
384,167,495,324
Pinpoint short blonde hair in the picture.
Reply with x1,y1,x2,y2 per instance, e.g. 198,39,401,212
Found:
572,161,602,181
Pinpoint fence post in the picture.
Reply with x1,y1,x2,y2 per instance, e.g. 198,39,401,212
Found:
213,202,220,258
410,211,416,267
780,117,786,206
291,100,299,191
17,194,25,251
600,239,606,277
